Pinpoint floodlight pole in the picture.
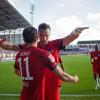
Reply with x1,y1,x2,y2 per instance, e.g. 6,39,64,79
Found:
30,4,34,26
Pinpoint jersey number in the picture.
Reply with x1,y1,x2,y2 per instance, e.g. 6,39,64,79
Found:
17,57,33,80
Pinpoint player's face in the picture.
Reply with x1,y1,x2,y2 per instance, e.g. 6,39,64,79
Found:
38,28,51,45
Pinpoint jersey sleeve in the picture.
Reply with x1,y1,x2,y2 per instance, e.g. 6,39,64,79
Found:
19,44,26,50
52,39,64,50
42,52,57,71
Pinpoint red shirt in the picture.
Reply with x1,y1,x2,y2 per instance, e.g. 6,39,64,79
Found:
19,39,64,100
19,39,63,63
97,51,100,64
38,39,63,52
90,51,98,64
38,39,63,87
38,39,63,84
38,39,63,100
14,46,57,100
90,51,100,74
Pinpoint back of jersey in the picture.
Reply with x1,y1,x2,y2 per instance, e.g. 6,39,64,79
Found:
15,47,46,87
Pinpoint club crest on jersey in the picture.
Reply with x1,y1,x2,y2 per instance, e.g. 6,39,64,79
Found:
48,55,55,62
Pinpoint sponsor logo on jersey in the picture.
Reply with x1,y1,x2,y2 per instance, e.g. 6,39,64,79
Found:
48,54,55,63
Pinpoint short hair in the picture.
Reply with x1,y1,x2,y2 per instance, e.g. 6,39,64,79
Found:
23,27,38,44
95,44,98,51
38,23,51,32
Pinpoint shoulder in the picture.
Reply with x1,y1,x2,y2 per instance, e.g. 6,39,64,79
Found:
32,47,50,56
19,44,27,49
90,51,95,54
48,39,63,48
49,39,63,43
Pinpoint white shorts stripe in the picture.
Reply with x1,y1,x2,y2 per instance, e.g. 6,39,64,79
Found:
0,94,100,97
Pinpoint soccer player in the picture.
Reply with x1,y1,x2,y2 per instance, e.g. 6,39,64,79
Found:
14,27,79,100
0,24,89,100
90,45,100,90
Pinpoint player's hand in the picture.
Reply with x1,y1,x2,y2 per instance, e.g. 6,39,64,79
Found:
74,74,79,83
0,38,6,41
71,27,89,35
0,38,6,45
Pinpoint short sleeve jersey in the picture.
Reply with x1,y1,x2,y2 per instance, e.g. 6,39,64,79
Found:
14,46,57,92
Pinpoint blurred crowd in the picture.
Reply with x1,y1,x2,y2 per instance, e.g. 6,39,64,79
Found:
0,47,17,61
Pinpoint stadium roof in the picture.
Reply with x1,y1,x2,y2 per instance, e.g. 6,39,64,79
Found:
77,40,100,44
0,0,32,31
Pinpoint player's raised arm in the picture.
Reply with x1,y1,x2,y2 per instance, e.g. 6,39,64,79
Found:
0,38,19,51
63,27,89,46
53,65,79,83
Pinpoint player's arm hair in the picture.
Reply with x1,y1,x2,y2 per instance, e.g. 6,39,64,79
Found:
62,27,89,46
53,65,79,83
63,32,79,46
59,56,64,71
0,39,19,51
60,63,64,71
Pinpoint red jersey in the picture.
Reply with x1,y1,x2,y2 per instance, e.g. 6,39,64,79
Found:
90,51,100,76
14,46,57,100
19,39,64,100
96,51,100,74
38,39,64,100
97,51,100,63
90,51,98,64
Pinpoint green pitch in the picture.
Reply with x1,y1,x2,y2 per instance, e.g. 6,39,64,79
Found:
0,54,100,100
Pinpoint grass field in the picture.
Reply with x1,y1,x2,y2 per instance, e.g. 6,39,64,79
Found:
0,54,100,100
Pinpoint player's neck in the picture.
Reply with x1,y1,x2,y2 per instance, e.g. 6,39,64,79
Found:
26,42,37,48
39,41,48,47
32,42,37,47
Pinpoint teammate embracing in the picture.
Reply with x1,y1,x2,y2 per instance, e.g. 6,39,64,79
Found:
14,27,79,100
0,23,88,100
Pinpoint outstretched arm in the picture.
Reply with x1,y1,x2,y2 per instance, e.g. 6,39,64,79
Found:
0,38,19,51
63,27,89,46
53,65,79,83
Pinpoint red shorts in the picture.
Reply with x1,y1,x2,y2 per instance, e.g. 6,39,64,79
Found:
45,87,60,100
92,63,100,79
20,86,45,100
44,68,62,100
92,64,100,75
20,77,45,100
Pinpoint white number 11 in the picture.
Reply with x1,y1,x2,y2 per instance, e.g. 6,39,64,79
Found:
17,57,33,80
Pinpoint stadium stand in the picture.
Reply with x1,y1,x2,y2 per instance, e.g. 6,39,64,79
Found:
0,0,32,31
77,40,100,52
0,0,32,61
60,40,100,55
